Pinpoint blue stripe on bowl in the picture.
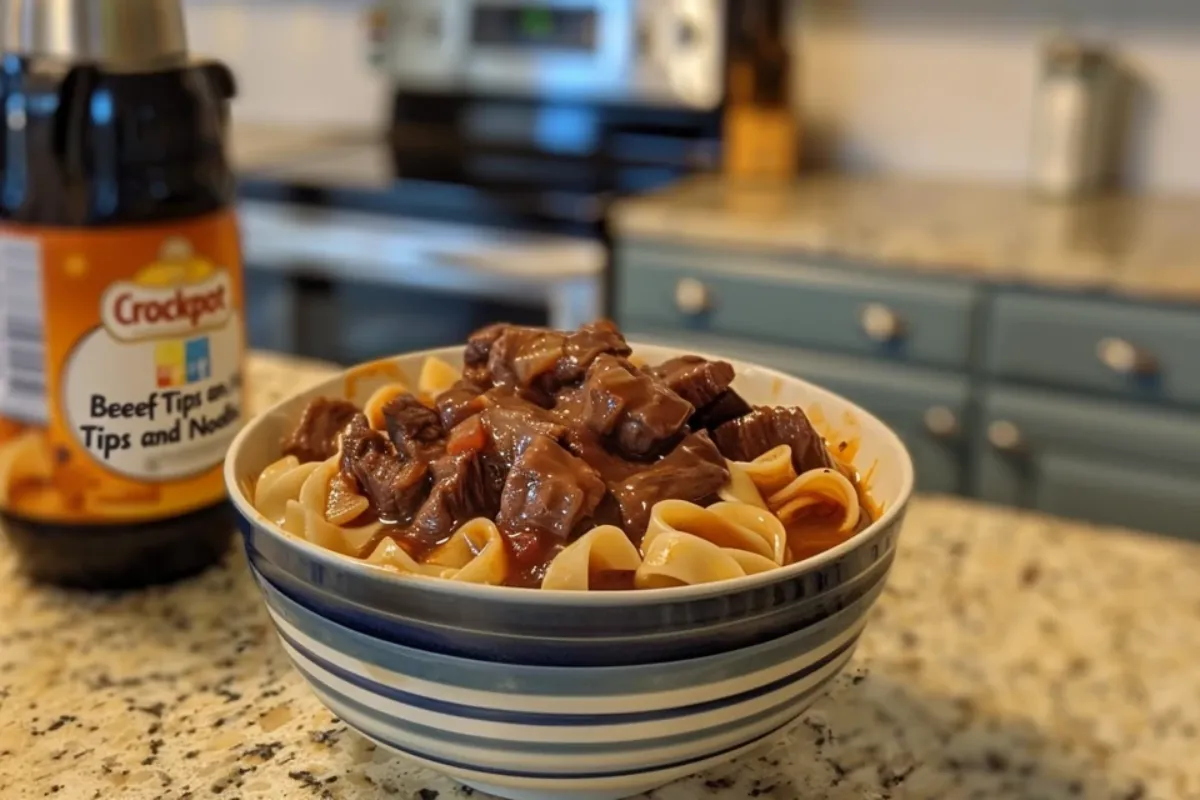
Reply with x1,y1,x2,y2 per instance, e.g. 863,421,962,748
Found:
271,615,860,727
292,659,842,761
255,566,881,700
308,685,817,783
243,516,899,666
241,512,899,634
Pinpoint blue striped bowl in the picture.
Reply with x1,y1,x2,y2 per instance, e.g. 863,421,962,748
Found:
226,344,913,800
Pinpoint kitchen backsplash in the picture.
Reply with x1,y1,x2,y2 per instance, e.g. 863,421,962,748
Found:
189,0,1200,192
796,0,1200,192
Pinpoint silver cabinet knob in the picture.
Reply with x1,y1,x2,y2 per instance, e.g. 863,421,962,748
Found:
987,420,1024,452
860,303,906,343
923,405,959,438
674,278,711,315
1097,337,1157,376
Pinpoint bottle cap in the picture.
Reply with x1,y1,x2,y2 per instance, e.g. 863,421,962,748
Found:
1,0,188,70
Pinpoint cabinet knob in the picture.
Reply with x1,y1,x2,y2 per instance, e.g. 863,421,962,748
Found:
1097,337,1157,376
674,278,711,315
923,405,959,438
987,420,1024,453
860,303,906,343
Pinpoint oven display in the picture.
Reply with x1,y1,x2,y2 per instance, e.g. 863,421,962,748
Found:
472,6,598,51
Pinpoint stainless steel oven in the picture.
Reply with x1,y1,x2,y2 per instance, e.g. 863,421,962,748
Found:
376,0,726,109
240,0,729,365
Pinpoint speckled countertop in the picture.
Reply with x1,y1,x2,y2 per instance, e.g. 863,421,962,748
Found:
612,175,1200,303
2,353,1198,800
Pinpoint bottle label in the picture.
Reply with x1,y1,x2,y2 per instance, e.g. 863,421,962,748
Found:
0,212,245,524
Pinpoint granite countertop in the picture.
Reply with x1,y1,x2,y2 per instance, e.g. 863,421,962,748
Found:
3,353,1198,800
612,175,1200,303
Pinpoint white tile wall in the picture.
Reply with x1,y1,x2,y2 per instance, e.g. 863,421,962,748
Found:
795,0,1200,192
184,0,386,129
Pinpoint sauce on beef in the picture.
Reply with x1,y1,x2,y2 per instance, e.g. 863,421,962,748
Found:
280,322,874,588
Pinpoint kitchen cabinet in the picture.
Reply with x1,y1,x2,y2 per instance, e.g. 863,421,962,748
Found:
987,291,1200,408
615,238,1200,540
244,268,297,354
618,243,979,369
974,386,1200,541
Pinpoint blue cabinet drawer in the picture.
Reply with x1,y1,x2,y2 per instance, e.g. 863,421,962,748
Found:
986,292,1200,408
617,244,979,369
973,385,1200,540
630,329,971,495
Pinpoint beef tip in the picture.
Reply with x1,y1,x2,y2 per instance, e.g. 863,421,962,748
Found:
650,356,751,431
609,432,730,539
497,435,605,540
471,322,633,400
486,326,567,402
563,424,642,486
581,355,693,459
382,393,444,460
340,414,430,523
463,323,510,385
689,389,753,432
410,449,503,541
712,406,833,473
480,396,568,463
436,380,487,429
556,320,632,384
650,356,735,410
281,397,358,463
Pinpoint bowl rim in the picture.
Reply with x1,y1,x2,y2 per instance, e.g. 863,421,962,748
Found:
226,342,914,606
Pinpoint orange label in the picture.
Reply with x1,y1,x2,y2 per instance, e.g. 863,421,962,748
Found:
0,212,245,524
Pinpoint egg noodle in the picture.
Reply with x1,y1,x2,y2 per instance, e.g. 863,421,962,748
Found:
251,357,865,590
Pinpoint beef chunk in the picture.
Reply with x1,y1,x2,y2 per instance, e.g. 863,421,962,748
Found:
581,355,693,459
382,393,444,460
463,323,508,385
497,435,605,540
410,449,503,540
651,356,735,410
465,321,632,399
712,406,833,473
609,432,730,538
281,397,358,463
650,356,752,432
485,326,566,400
436,380,487,429
480,396,568,463
340,414,429,523
556,320,632,384
563,424,642,486
689,389,753,432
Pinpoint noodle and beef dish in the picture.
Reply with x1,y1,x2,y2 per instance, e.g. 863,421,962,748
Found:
251,322,873,591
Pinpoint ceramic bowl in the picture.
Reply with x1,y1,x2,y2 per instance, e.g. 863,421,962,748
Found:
225,343,914,800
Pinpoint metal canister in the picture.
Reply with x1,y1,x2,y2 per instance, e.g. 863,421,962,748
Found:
1029,37,1120,198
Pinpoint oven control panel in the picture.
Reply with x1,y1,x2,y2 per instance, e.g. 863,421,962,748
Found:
370,0,726,109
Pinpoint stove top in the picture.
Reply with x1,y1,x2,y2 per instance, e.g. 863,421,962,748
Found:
238,140,610,237
237,91,722,238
